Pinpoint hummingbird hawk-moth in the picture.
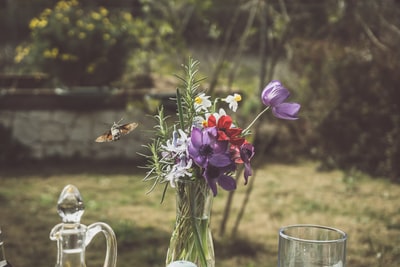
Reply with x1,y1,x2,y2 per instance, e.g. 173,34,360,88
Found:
95,120,138,142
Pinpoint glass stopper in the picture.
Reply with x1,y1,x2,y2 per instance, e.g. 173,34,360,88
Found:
57,184,85,223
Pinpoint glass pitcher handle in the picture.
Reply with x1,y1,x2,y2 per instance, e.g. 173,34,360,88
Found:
86,222,117,267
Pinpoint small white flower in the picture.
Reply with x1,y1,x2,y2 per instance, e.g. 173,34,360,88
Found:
165,155,193,187
205,108,227,123
162,128,188,155
193,116,206,128
194,93,212,112
173,129,188,151
224,93,242,112
216,108,227,117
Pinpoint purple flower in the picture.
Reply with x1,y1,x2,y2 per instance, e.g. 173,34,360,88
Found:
240,143,255,184
188,126,236,195
188,127,232,168
261,80,300,120
204,164,236,196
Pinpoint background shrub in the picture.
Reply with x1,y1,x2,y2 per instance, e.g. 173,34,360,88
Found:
15,0,149,86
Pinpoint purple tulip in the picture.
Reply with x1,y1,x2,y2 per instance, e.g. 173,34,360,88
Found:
261,80,300,120
272,102,301,120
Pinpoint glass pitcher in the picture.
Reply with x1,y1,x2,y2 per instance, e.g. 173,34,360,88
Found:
50,184,117,267
0,227,12,267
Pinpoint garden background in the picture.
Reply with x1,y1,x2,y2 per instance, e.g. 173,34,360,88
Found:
0,1,399,267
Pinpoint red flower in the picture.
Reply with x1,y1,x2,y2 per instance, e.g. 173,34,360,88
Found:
207,115,245,146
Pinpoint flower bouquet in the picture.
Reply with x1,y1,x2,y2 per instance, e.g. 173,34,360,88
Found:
143,58,300,267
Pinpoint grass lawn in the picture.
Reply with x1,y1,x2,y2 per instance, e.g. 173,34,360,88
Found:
0,160,399,267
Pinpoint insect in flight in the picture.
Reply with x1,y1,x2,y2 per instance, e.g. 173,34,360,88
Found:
95,119,138,142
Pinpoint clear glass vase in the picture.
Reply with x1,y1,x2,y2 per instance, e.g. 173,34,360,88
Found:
166,178,215,267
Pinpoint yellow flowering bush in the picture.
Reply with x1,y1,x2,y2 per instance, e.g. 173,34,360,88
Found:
15,0,148,86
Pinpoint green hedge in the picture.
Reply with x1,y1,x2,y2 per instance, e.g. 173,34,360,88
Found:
15,0,150,86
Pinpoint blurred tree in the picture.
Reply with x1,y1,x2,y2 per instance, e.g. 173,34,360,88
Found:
220,0,295,237
220,0,400,238
288,0,400,181
4,0,398,178
0,0,54,44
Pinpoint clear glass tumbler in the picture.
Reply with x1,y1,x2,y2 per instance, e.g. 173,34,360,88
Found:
278,224,347,267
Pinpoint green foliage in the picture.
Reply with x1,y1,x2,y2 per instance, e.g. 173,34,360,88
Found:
14,0,152,86
5,0,399,181
288,1,400,181
318,57,400,180
139,0,213,43
0,0,55,44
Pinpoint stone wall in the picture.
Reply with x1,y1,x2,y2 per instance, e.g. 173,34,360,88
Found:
0,108,153,161
0,73,179,163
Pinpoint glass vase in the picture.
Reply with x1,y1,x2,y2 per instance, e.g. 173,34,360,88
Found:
166,178,215,267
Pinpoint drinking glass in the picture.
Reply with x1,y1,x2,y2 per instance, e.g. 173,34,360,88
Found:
278,224,347,267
